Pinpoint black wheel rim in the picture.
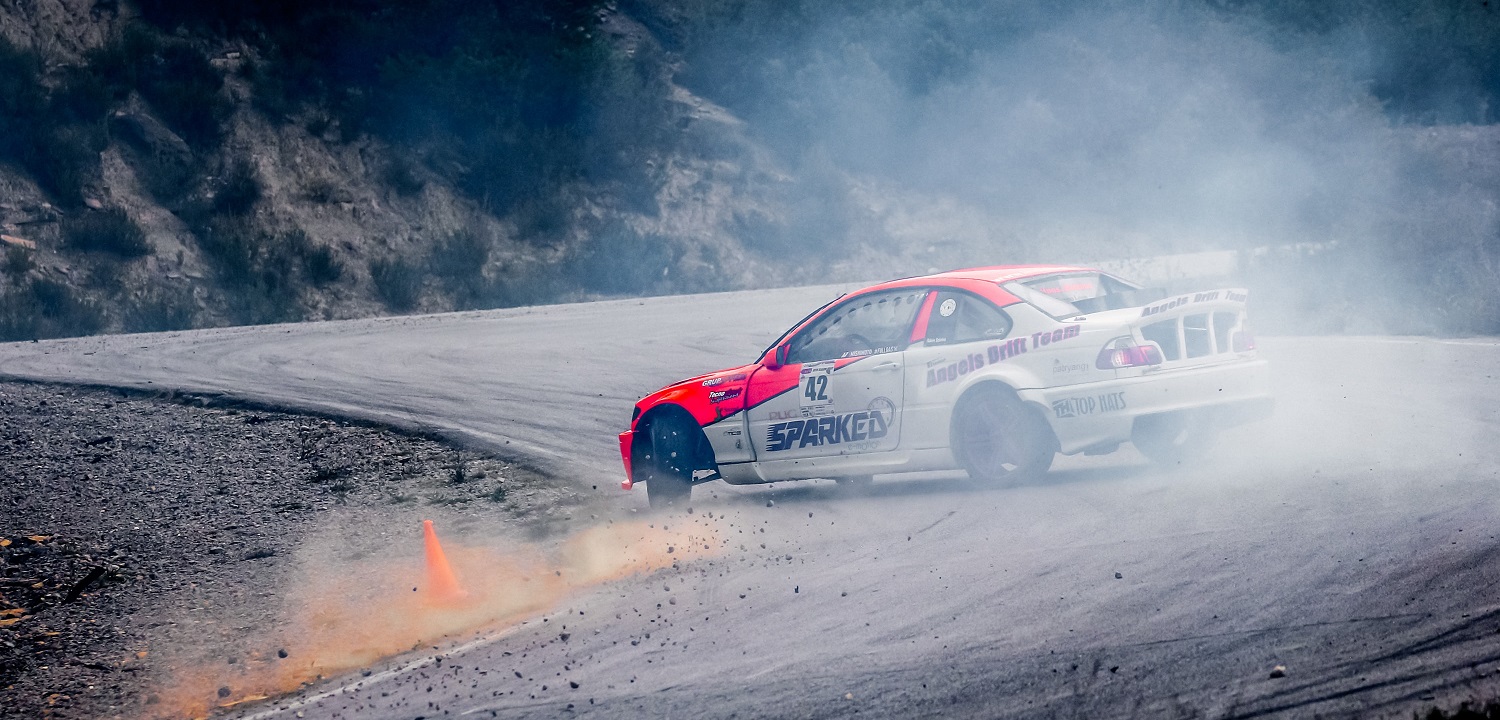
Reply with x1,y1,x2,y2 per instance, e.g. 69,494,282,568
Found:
958,400,1030,479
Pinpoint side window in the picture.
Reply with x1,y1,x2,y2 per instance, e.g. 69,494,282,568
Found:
924,291,1013,346
1212,312,1238,353
1183,314,1212,358
785,289,927,363
1141,320,1180,361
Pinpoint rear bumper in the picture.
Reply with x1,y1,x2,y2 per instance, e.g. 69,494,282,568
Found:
618,430,635,490
1029,358,1271,454
1212,394,1275,427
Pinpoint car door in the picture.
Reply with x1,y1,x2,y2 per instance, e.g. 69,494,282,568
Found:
900,289,1018,449
748,288,929,462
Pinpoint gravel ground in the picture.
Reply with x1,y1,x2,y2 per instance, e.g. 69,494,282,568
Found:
0,381,593,720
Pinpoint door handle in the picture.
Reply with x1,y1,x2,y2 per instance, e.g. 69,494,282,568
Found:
872,361,900,372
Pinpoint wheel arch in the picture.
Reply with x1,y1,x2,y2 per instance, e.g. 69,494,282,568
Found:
949,379,1061,455
633,403,718,478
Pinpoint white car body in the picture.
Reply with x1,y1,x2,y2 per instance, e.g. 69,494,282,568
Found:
622,265,1273,506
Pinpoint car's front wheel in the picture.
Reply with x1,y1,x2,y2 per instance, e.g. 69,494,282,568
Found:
950,384,1055,484
642,415,695,509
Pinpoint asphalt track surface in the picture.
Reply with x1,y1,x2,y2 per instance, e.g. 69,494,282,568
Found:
2,287,1498,719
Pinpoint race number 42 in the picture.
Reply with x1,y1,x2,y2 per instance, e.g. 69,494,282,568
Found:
801,365,833,409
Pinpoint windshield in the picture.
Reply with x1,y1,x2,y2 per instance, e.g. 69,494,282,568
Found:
760,293,843,361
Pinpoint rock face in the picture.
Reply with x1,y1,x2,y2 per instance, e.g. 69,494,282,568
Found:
1,1,1497,341
109,101,194,170
0,1,825,341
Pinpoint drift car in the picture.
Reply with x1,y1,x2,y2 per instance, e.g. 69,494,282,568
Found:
619,265,1272,508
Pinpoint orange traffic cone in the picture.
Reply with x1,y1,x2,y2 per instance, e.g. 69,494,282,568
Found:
422,519,469,605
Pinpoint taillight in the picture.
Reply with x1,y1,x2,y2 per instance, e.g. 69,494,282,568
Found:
1232,329,1255,352
1096,337,1164,370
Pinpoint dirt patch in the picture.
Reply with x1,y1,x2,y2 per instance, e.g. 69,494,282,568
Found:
0,381,594,719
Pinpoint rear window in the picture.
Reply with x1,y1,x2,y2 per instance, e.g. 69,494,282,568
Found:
1007,272,1158,315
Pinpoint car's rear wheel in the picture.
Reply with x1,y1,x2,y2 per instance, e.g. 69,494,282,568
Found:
950,384,1054,484
1132,412,1214,467
642,416,695,510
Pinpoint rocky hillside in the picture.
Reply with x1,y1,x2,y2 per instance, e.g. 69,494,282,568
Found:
0,0,782,339
0,0,1497,341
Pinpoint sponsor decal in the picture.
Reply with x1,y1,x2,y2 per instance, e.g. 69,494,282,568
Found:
1052,391,1127,419
926,351,989,388
939,298,957,317
1142,295,1191,317
701,373,748,387
769,406,833,421
1030,325,1080,348
766,409,889,452
989,336,1031,362
709,388,742,403
702,376,726,387
1141,290,1247,317
840,345,899,358
801,365,834,408
1052,359,1089,375
923,326,1081,388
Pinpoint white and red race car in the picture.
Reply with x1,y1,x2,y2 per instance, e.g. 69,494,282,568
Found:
620,265,1272,508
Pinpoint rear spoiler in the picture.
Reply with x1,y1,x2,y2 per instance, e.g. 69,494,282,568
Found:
1138,288,1248,318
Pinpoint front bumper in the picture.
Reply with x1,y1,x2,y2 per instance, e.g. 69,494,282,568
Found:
618,430,635,490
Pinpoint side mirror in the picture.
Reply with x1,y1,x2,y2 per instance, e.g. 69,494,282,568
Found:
767,344,790,370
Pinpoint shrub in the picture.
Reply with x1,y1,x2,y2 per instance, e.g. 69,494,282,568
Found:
51,65,113,125
122,283,197,333
566,221,678,296
21,123,105,209
62,209,151,258
300,242,343,287
301,177,337,204
134,148,200,207
280,229,342,287
0,38,44,164
0,277,105,341
138,39,228,150
195,217,257,285
381,154,425,196
194,219,303,325
428,230,490,308
3,247,33,279
370,256,420,312
213,158,262,215
87,27,228,150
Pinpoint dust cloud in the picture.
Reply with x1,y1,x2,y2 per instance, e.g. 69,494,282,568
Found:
667,0,1499,333
145,519,719,719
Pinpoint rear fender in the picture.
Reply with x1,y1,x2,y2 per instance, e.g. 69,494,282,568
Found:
953,379,1061,454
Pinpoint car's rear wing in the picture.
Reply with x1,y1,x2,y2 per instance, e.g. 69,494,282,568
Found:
1131,288,1254,364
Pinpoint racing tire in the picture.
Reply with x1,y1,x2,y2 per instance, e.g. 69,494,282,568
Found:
643,416,695,510
1132,412,1215,467
950,385,1055,484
